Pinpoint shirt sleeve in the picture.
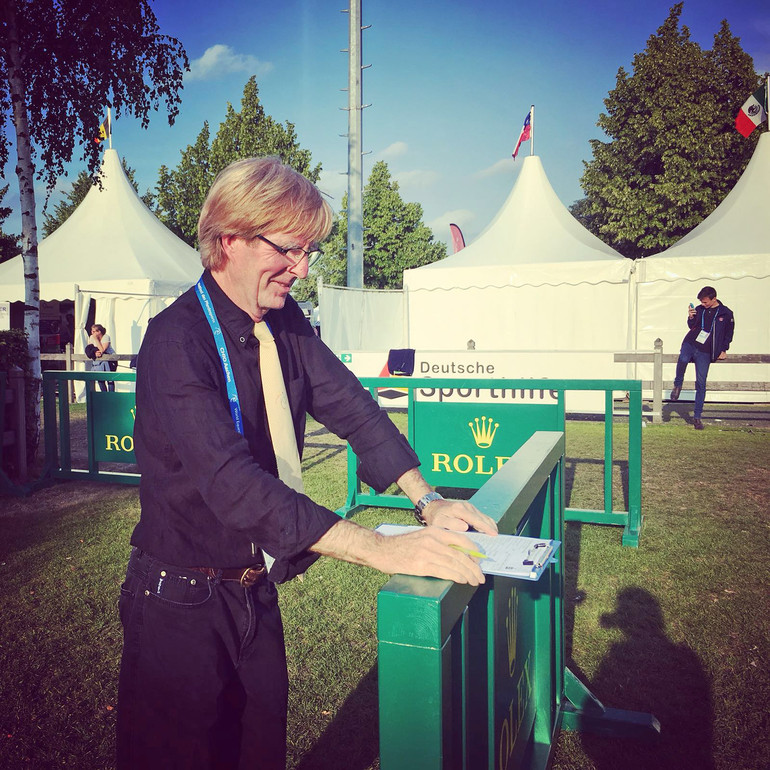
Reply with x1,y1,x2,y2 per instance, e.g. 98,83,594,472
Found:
136,327,340,569
724,311,734,350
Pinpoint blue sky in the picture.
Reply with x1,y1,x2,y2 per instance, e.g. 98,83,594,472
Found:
4,0,770,247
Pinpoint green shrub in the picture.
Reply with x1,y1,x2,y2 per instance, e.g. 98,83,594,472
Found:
0,329,28,374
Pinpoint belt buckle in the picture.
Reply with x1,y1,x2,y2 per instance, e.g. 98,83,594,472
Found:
239,565,265,588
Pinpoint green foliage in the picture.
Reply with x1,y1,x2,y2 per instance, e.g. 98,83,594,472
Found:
0,0,188,192
575,4,762,258
0,329,29,373
0,183,20,264
294,161,447,303
41,159,154,238
154,77,322,247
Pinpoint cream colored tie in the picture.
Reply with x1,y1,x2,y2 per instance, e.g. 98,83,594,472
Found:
254,321,304,492
254,321,304,574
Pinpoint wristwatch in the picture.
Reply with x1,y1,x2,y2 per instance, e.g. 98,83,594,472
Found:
414,491,444,525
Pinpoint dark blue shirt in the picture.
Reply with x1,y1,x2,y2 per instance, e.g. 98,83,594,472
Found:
132,270,419,583
683,302,735,361
684,305,720,352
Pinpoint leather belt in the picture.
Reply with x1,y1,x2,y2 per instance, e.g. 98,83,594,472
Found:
190,564,266,587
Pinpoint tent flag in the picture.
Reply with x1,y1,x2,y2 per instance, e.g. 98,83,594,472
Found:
94,111,111,144
449,223,466,253
512,107,533,159
735,84,768,137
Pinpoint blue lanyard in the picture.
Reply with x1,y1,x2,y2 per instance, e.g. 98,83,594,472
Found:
195,276,244,436
701,306,718,334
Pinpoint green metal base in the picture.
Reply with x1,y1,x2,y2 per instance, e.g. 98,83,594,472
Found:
335,492,412,519
52,468,141,485
564,508,629,525
560,703,660,738
565,509,643,549
621,514,643,548
561,668,659,739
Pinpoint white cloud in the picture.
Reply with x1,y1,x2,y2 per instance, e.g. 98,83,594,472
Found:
475,158,515,179
379,141,408,159
393,169,439,189
187,44,273,82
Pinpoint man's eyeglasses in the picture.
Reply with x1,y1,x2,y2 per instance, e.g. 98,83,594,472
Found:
254,234,323,268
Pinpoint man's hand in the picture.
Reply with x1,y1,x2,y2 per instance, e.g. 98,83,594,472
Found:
396,467,498,536
311,519,488,585
420,497,498,536
718,351,727,360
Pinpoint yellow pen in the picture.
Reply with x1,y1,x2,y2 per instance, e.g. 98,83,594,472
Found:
449,544,490,560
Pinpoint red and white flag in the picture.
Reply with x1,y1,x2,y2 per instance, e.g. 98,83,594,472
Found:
735,85,768,137
512,108,532,159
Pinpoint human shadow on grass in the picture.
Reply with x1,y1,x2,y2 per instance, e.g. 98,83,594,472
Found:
661,402,700,426
578,587,714,770
295,664,379,770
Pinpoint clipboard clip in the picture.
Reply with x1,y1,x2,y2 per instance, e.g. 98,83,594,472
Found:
523,542,553,569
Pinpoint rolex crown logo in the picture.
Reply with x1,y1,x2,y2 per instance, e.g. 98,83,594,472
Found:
468,416,499,448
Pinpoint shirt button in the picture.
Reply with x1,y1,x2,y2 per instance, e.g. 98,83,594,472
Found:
240,336,246,343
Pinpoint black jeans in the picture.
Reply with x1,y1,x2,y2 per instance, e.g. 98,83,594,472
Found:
117,548,288,770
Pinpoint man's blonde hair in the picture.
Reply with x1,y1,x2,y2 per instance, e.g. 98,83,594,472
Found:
198,157,333,270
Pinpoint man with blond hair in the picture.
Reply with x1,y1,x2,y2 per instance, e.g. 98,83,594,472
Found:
116,156,496,769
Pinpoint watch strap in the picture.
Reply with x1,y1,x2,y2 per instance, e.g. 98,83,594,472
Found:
414,491,444,525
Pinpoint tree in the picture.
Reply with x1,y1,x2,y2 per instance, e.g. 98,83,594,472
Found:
155,76,322,247
0,0,187,463
155,122,212,244
41,159,154,238
574,3,762,258
294,161,447,303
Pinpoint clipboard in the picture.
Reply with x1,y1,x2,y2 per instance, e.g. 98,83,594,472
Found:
375,524,561,581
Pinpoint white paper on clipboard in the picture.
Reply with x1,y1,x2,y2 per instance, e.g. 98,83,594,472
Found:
375,524,561,581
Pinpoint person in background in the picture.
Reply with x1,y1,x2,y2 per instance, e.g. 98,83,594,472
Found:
669,286,734,430
87,323,115,392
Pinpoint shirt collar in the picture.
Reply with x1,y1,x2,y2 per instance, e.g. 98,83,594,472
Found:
201,269,256,346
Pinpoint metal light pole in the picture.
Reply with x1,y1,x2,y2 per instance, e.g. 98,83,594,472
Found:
343,0,367,289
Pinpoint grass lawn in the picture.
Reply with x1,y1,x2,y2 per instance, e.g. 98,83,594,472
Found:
0,410,768,769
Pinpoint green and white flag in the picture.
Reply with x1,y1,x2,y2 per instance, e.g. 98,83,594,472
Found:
735,85,768,137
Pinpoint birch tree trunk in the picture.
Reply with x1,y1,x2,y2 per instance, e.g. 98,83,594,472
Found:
3,2,42,466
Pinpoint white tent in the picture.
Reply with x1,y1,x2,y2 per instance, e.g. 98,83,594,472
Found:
0,148,201,357
634,132,770,399
402,154,634,362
